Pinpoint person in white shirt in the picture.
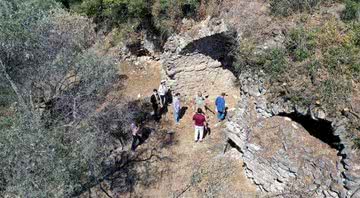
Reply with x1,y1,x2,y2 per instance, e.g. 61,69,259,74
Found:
158,80,168,106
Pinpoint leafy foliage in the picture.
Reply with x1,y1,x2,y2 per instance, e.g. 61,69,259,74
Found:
262,48,288,77
342,0,360,21
234,40,288,79
0,0,136,196
62,0,203,46
286,27,316,61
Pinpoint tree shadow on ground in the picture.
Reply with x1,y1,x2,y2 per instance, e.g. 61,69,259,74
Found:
109,148,173,196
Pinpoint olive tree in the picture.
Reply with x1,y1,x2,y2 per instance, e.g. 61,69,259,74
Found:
0,0,129,196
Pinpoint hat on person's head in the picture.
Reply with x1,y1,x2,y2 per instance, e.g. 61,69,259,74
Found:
161,80,166,84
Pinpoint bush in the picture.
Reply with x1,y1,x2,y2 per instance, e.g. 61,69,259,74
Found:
270,0,324,16
342,0,360,21
318,78,352,109
263,48,288,77
233,40,287,79
286,27,316,61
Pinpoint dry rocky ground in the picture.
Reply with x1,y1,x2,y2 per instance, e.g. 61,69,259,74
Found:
83,60,257,198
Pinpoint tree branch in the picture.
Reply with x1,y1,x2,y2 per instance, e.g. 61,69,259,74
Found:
0,58,29,112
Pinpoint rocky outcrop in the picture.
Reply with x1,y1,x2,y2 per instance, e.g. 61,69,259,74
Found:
225,71,360,197
161,17,238,98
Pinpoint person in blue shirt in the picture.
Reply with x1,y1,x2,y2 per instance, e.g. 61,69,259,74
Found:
215,93,226,121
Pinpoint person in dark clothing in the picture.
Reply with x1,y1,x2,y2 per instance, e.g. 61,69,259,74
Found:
150,89,161,119
131,122,141,151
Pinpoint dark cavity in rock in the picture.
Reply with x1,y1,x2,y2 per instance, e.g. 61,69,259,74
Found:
278,112,343,152
180,31,239,75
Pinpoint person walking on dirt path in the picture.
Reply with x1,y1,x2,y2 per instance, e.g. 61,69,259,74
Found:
131,122,141,151
151,89,161,119
173,93,181,125
158,80,168,107
193,108,207,142
193,91,206,113
215,93,226,121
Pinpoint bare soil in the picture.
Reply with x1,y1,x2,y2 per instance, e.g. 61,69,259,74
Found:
85,60,257,198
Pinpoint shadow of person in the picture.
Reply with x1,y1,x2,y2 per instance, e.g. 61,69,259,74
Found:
179,106,188,119
224,107,229,119
203,123,211,138
138,127,154,146
160,104,168,117
166,89,173,105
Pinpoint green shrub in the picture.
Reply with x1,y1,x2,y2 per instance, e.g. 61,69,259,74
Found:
307,59,320,80
342,0,360,21
263,48,288,77
270,0,324,16
351,23,360,46
286,28,316,61
319,78,352,110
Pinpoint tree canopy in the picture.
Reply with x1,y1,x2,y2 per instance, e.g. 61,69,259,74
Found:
0,0,126,196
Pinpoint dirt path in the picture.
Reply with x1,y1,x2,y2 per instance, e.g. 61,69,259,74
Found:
88,60,258,197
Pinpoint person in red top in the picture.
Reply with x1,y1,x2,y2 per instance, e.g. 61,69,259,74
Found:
193,108,206,142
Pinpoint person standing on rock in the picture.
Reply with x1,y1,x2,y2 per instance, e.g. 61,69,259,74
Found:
215,93,226,121
158,80,168,107
193,108,207,142
173,93,181,125
193,91,206,113
150,89,161,120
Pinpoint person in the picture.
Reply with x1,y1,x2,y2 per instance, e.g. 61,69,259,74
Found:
158,80,168,107
150,89,161,118
215,93,226,121
173,93,181,125
131,122,141,151
193,108,206,142
193,91,206,112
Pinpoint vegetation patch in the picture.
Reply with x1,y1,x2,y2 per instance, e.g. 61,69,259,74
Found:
342,0,360,21
270,0,326,16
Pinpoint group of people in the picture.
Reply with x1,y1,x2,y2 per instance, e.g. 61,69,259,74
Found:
192,92,226,142
131,80,171,151
150,80,169,119
131,80,227,151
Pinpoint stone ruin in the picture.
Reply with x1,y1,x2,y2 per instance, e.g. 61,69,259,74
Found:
225,72,360,198
160,17,239,100
160,7,360,197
